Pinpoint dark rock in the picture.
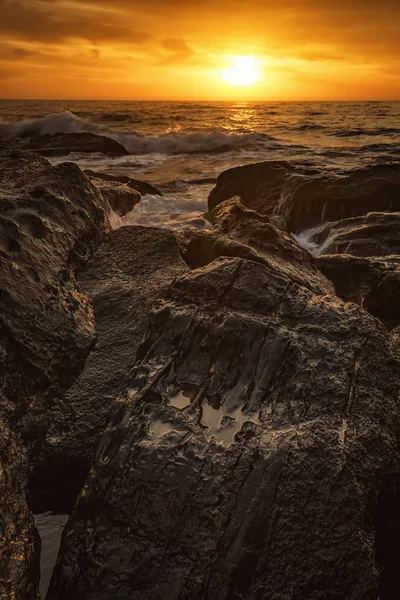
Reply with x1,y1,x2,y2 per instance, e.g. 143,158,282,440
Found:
91,180,141,216
208,161,400,232
311,212,400,257
317,254,400,328
1,133,128,157
48,256,400,600
183,197,333,295
34,226,188,511
0,149,109,598
84,170,163,196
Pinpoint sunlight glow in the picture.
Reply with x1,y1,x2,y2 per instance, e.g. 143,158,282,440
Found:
222,56,260,86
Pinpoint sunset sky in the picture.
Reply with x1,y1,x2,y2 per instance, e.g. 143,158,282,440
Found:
0,0,399,100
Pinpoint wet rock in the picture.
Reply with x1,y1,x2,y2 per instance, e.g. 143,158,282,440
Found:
2,133,128,157
311,212,400,257
48,256,400,600
84,170,163,197
0,149,109,598
183,198,333,295
33,226,188,511
92,179,141,216
208,161,400,232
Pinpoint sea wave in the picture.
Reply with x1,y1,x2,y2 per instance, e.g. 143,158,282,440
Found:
331,127,400,137
0,110,281,155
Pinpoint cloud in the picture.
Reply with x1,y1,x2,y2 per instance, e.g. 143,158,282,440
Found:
0,0,152,44
159,38,194,63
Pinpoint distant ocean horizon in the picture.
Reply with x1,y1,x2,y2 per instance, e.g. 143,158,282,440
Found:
1,99,399,229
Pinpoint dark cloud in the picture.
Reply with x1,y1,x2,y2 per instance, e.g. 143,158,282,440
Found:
0,0,152,44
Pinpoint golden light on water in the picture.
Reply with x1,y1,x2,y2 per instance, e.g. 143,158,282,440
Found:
222,56,261,86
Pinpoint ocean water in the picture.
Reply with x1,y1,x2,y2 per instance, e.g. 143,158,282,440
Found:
0,100,399,229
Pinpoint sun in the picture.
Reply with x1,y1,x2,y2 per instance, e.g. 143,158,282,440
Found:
222,56,260,86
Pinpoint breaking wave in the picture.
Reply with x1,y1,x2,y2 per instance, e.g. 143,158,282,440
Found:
0,110,281,155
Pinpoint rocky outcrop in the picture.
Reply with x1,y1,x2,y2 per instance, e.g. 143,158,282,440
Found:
84,170,163,197
1,133,128,157
33,226,188,512
182,197,333,295
48,250,400,599
208,161,400,232
309,212,400,257
0,149,109,599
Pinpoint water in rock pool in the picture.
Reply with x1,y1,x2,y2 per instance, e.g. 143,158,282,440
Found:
0,99,399,231
35,514,69,596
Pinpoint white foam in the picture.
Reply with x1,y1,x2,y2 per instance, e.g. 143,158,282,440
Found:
0,111,278,155
109,193,210,231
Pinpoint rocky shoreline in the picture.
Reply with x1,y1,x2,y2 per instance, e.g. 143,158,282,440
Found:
1,133,400,599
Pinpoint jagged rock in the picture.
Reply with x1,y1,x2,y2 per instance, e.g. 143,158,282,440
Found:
183,198,333,295
208,161,400,232
92,180,141,216
48,256,400,600
33,226,188,512
84,170,163,197
310,212,400,257
317,254,400,328
0,149,109,599
1,133,128,157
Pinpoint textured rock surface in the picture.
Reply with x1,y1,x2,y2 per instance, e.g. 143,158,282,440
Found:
311,212,400,257
48,256,400,600
208,161,400,232
33,226,188,511
182,197,333,295
0,149,109,599
84,170,163,197
1,132,129,157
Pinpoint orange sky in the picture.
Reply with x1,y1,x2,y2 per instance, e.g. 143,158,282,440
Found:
0,0,399,100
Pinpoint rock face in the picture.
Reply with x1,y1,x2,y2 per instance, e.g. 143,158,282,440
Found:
84,170,163,197
0,149,109,599
48,249,400,599
309,212,400,257
208,161,400,232
317,254,400,328
1,133,128,157
183,197,333,295
33,226,188,512
91,179,141,216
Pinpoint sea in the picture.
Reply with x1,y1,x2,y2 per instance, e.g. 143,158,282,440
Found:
0,100,399,231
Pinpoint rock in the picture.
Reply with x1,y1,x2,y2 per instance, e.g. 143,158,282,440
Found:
183,198,333,295
92,180,141,216
33,226,188,512
1,133,128,157
317,254,400,328
0,149,109,598
48,256,400,600
84,170,163,197
208,161,400,233
309,212,400,257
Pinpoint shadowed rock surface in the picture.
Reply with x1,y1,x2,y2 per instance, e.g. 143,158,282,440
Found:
0,149,109,599
84,170,163,197
0,132,129,157
33,226,188,512
317,254,400,328
47,256,400,600
182,197,333,295
310,212,400,257
208,161,400,232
